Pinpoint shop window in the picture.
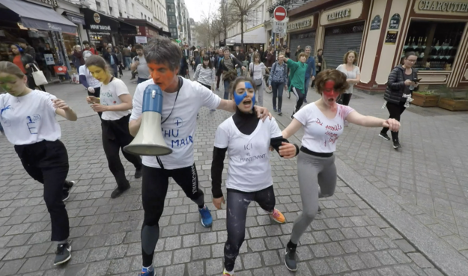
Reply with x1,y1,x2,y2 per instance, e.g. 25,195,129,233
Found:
403,21,465,71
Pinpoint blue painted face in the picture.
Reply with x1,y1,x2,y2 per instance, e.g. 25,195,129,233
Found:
233,81,255,108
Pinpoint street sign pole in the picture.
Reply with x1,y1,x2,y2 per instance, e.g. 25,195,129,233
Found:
273,6,287,53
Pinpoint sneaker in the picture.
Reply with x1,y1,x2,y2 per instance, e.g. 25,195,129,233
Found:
379,132,390,141
273,108,277,112
278,109,282,116
199,205,213,228
140,266,154,276
392,139,401,149
111,184,130,199
269,208,285,224
62,181,75,202
134,168,142,179
284,246,297,271
303,98,308,103
290,110,295,119
54,242,71,265
223,268,234,276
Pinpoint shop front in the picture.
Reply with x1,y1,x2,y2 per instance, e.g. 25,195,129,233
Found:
120,18,161,45
287,15,316,61
81,8,119,53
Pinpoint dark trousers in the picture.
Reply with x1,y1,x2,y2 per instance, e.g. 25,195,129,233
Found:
110,64,118,77
271,81,284,110
141,163,204,266
101,115,142,189
199,82,211,90
216,75,221,89
224,186,275,271
224,80,231,99
88,87,102,118
14,140,70,241
381,101,406,140
291,86,305,112
340,93,352,106
137,77,147,84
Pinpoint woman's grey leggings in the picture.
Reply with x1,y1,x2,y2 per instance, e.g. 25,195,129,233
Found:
290,151,337,244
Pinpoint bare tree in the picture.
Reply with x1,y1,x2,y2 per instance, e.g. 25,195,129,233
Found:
193,20,211,47
229,0,259,48
211,17,223,47
218,1,230,45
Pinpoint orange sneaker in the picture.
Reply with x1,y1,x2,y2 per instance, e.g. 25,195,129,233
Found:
269,208,285,223
223,268,234,276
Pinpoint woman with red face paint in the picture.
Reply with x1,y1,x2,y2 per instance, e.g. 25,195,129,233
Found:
278,69,401,272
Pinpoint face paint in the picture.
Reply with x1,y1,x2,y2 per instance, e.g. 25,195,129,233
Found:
322,80,340,98
87,65,109,83
0,73,26,96
148,62,178,91
233,82,255,107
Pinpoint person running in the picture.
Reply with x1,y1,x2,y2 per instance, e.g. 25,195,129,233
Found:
278,69,400,272
212,76,296,276
268,52,288,115
249,53,267,106
0,61,77,266
85,55,142,199
336,50,361,106
128,37,269,276
285,53,308,119
379,51,418,149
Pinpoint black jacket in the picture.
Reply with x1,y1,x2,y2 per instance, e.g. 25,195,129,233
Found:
384,65,418,104
103,53,120,66
13,53,35,75
216,56,243,77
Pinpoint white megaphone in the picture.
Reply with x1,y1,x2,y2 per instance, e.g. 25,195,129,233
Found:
124,85,173,156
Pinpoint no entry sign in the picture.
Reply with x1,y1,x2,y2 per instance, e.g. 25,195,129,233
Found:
274,6,287,21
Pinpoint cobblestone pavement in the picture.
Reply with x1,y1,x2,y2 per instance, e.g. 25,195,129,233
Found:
0,73,446,276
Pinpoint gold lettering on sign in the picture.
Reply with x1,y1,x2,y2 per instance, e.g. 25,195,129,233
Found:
418,1,468,12
327,9,351,21
287,18,313,31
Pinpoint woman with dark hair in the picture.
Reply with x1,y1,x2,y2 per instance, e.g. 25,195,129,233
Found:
103,46,120,78
336,50,361,107
379,51,419,149
114,47,124,78
85,55,142,199
0,61,77,266
10,44,46,91
211,76,295,276
279,69,401,272
194,55,215,90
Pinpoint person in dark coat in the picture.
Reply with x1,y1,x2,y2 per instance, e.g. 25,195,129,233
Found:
103,46,120,77
179,55,189,78
18,38,36,60
10,44,45,91
379,51,419,149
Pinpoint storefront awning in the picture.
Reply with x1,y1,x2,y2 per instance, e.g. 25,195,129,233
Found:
0,0,77,33
62,11,85,26
117,19,138,35
227,27,267,44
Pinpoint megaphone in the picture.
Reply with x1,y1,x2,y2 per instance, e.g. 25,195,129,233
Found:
124,85,173,156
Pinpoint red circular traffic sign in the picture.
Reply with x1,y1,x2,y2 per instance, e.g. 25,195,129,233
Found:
274,6,287,21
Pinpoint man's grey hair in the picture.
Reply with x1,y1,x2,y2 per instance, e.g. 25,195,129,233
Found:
305,46,312,51
144,37,181,71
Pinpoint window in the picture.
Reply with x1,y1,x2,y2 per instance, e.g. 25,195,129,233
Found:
119,12,122,17
109,7,112,13
403,21,465,71
169,15,176,25
96,1,101,8
168,3,175,13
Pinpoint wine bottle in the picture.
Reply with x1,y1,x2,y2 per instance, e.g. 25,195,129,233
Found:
436,40,439,46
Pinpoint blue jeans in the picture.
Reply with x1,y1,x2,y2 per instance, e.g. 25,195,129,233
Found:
224,80,230,99
110,64,118,77
271,82,285,110
138,77,147,84
304,77,311,98
125,57,132,69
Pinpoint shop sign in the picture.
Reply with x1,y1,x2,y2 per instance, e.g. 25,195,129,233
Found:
136,36,147,44
385,31,398,44
388,13,400,29
287,16,314,32
83,9,119,31
44,54,55,65
327,9,351,21
370,15,381,30
32,0,58,7
416,0,468,13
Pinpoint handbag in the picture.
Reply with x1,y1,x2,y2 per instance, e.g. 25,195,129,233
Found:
31,64,48,86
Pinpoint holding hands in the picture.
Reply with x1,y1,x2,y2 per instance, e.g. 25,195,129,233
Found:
383,118,400,132
278,142,297,159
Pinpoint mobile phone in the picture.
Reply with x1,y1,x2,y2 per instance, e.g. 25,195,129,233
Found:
414,78,422,82
134,57,139,62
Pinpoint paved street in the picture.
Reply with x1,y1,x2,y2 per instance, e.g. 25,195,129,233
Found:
0,71,464,276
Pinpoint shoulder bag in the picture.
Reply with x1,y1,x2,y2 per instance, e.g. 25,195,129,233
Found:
31,64,48,86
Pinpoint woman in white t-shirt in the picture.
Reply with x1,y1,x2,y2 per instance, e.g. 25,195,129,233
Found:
249,53,267,106
279,69,400,272
336,50,361,106
0,61,78,266
211,76,297,276
85,55,142,199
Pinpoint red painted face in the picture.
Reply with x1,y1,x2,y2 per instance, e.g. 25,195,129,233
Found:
322,80,340,98
148,62,177,91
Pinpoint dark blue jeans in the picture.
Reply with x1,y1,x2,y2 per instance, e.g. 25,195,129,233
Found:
271,81,285,110
138,77,147,84
224,80,230,99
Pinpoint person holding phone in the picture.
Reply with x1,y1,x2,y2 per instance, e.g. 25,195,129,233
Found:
379,51,419,149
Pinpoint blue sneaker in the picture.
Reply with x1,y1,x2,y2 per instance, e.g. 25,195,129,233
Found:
140,266,154,276
199,205,213,227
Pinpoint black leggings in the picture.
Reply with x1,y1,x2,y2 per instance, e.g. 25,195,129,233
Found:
101,114,141,189
141,163,205,266
291,86,305,112
340,93,352,106
381,101,406,140
224,186,276,271
14,140,70,241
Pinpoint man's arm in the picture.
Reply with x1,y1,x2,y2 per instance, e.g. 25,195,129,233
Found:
130,58,138,71
217,99,236,112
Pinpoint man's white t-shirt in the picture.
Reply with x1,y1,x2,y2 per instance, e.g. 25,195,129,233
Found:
0,90,61,145
134,55,150,79
100,78,131,121
78,65,101,88
130,78,221,169
214,117,282,192
294,103,354,153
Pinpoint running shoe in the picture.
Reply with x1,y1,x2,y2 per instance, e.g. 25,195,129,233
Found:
199,205,213,227
62,181,75,202
111,184,130,199
140,266,154,276
278,109,282,116
393,139,401,149
222,268,234,276
290,110,295,119
379,132,390,141
273,108,277,112
54,242,71,265
284,246,297,271
303,98,308,103
134,168,142,179
269,208,285,224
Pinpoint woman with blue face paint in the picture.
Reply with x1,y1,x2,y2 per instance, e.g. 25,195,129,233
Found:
211,76,298,276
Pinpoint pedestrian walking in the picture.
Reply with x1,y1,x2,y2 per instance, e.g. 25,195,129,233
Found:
0,61,78,266
216,48,245,100
268,52,288,115
285,53,308,118
194,55,216,91
279,69,400,272
211,76,296,276
79,51,102,116
114,47,124,78
85,55,142,199
10,44,46,91
336,50,361,106
379,51,419,149
103,46,119,78
249,53,267,106
312,48,326,88
127,37,269,276
131,44,149,83
303,46,316,103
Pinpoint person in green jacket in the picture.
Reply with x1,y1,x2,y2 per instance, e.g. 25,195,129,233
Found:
285,52,308,119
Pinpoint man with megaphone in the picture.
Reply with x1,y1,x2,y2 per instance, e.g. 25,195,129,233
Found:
127,37,270,276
